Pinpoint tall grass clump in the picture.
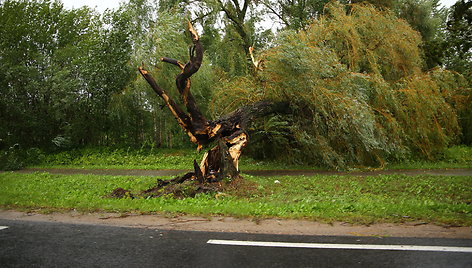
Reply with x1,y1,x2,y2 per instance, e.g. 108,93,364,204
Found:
211,2,468,169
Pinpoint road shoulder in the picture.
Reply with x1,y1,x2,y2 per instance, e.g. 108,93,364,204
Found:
1,209,470,239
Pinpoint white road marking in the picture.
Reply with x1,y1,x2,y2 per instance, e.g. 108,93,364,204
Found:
0,226,8,231
207,240,472,253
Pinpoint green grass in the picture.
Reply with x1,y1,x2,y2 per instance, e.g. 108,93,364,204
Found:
25,146,472,171
385,146,472,170
1,172,470,225
27,147,319,170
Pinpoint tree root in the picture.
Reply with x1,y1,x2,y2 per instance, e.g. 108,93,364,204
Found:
141,175,223,199
108,171,259,200
110,172,229,200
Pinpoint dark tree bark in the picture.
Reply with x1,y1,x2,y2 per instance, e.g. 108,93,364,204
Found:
137,22,281,192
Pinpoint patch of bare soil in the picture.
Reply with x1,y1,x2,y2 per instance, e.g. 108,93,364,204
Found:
1,209,471,239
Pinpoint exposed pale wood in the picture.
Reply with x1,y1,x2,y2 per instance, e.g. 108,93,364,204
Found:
226,132,247,171
249,46,263,70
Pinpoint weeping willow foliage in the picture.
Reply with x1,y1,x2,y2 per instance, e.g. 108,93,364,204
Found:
321,3,423,81
211,2,467,168
428,68,472,145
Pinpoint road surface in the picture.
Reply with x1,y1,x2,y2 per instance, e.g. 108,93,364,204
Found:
1,219,471,267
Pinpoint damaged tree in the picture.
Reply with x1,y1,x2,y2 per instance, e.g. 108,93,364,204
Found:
135,22,279,195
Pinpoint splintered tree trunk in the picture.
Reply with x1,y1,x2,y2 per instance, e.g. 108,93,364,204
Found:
137,22,278,191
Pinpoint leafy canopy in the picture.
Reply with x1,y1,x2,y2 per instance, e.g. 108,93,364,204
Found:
212,2,465,168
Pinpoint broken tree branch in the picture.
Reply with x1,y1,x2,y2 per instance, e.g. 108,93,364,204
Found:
249,46,263,71
175,22,206,128
161,57,185,70
137,66,199,144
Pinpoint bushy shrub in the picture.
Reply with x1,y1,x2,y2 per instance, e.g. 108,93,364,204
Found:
0,144,24,170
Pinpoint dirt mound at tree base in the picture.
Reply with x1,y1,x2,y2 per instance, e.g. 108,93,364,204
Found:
141,180,222,199
109,188,134,199
110,176,255,199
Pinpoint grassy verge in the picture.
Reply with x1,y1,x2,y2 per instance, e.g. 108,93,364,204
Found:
24,146,471,171
1,172,470,225
26,147,319,170
385,146,472,170
21,146,472,170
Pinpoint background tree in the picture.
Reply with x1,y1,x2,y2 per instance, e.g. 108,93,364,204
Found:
0,0,133,150
261,0,398,32
395,0,448,69
444,0,472,74
261,0,329,31
185,0,274,74
441,0,472,145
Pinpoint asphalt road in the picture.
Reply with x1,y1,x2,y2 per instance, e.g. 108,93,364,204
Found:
1,219,471,267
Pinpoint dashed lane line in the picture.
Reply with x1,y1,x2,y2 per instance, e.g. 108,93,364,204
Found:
207,240,472,253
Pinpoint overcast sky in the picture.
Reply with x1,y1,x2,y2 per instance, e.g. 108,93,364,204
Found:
61,0,122,12
439,0,461,7
60,0,460,13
